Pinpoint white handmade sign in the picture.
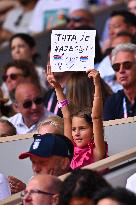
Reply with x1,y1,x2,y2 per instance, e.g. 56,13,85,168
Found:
50,30,96,72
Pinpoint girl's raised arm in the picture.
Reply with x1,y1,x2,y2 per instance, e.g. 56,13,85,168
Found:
46,65,72,141
88,69,106,161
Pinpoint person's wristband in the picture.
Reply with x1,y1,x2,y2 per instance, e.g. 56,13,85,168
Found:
57,99,69,108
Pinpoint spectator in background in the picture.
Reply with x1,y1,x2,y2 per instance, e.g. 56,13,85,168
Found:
21,174,62,205
59,169,111,205
97,31,135,92
66,9,94,29
66,9,103,64
37,115,64,135
19,133,74,176
102,10,136,54
1,60,40,107
0,119,16,137
9,33,47,91
0,0,38,46
0,0,20,27
29,0,89,33
94,187,136,205
103,43,136,121
9,82,51,134
127,0,136,16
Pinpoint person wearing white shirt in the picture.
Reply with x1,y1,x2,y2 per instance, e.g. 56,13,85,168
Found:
9,82,52,134
126,173,136,194
29,0,89,33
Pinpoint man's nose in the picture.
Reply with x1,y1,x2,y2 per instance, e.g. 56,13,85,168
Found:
14,47,19,53
31,102,37,109
6,76,11,83
119,64,126,73
109,25,116,38
33,165,41,174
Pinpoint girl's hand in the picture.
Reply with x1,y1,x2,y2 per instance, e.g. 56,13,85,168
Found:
46,65,61,88
87,69,100,86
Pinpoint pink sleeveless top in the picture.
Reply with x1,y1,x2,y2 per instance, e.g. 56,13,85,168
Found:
70,140,108,170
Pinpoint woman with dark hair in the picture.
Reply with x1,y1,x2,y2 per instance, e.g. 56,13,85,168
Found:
59,169,111,205
94,187,136,205
0,119,16,137
1,60,40,108
9,33,47,91
66,71,113,113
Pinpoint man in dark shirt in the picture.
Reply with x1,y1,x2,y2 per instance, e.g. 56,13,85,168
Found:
103,43,136,121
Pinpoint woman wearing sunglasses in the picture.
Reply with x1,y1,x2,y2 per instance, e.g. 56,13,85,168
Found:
1,60,40,115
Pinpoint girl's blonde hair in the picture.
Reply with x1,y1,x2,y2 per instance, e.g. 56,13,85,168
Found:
37,115,64,135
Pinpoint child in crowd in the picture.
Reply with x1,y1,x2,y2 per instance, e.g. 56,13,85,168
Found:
37,115,64,135
47,65,107,169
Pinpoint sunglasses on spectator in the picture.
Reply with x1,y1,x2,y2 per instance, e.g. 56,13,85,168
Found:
22,97,43,109
65,16,88,23
112,61,135,72
21,189,54,199
2,73,24,82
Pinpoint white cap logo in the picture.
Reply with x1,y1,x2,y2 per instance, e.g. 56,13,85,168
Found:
33,139,41,150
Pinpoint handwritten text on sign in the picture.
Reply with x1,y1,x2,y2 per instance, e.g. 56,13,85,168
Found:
51,30,96,72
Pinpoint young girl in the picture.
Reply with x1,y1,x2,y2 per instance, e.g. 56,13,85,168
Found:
47,65,107,169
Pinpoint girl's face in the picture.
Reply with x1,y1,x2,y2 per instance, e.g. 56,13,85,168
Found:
72,116,93,148
11,37,34,61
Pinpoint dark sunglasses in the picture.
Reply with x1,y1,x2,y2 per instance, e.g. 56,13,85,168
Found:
2,73,24,82
23,97,43,109
112,61,135,72
65,16,87,23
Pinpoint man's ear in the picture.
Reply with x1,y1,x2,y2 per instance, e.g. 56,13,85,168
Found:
51,194,60,205
61,157,70,171
12,102,19,113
